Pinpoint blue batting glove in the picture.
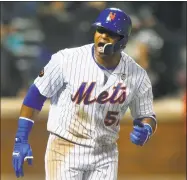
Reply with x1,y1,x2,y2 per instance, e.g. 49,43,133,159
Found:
130,119,153,146
12,118,34,178
12,138,33,178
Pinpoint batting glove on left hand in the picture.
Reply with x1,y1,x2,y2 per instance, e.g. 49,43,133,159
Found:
130,119,152,146
12,137,33,178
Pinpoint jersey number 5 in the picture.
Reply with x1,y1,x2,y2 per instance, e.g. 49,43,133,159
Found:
104,111,119,126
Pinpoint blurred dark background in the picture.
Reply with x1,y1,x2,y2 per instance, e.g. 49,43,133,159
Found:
1,2,186,99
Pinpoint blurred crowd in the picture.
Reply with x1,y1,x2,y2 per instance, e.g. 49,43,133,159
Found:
1,2,186,99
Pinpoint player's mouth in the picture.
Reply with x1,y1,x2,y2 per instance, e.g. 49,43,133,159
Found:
97,42,106,54
98,42,106,47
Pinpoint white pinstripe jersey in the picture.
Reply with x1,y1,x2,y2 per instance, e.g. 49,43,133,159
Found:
34,43,155,147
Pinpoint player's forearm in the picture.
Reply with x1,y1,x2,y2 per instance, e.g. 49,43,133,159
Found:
17,83,47,125
20,104,40,121
14,84,47,142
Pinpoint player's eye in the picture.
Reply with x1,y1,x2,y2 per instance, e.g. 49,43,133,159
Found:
96,27,119,38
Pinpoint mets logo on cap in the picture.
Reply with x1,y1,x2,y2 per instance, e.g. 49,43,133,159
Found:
106,12,116,21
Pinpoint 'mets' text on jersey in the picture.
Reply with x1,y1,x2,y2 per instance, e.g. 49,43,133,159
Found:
71,82,126,105
34,44,154,147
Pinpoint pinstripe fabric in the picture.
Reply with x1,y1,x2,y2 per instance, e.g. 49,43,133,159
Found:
45,133,118,180
129,70,155,119
34,43,155,180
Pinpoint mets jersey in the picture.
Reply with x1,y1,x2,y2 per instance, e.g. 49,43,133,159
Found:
34,43,155,147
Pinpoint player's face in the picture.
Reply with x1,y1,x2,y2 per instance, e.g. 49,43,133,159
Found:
94,27,121,57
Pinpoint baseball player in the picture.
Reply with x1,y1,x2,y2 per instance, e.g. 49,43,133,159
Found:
12,8,157,180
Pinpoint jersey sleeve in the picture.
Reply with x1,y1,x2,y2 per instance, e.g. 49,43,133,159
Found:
129,70,155,120
34,51,64,98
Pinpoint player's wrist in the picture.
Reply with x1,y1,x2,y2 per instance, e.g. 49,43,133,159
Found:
141,116,157,135
15,117,34,143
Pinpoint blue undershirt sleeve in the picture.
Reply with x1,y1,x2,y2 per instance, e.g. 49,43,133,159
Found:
23,84,47,111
